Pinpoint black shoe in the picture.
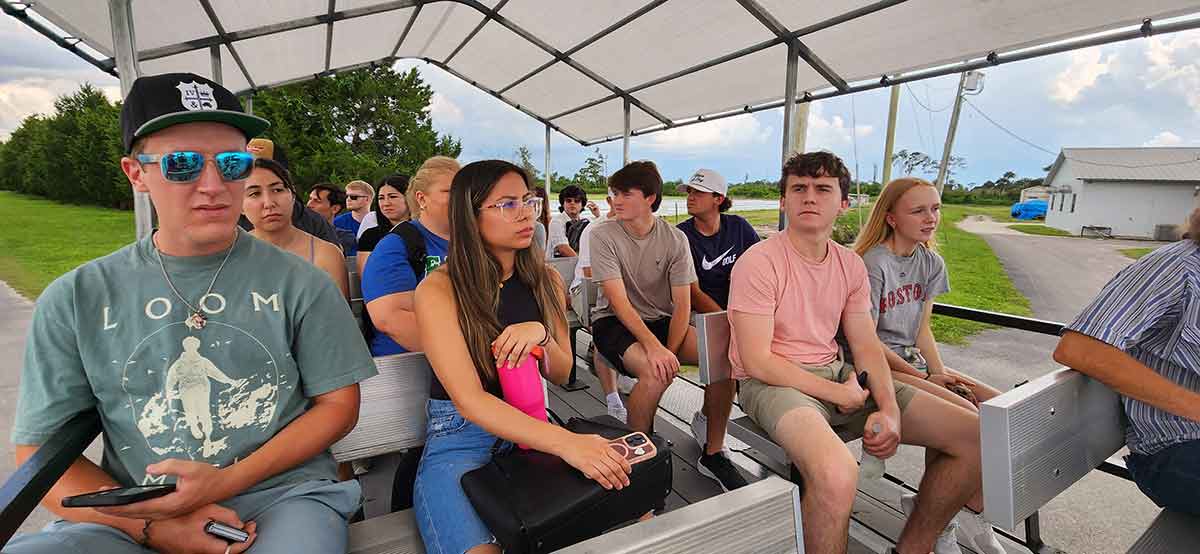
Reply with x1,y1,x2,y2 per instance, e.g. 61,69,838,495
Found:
697,446,749,491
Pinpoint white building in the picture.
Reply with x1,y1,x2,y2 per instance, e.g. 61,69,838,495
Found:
1043,148,1200,240
1019,186,1050,203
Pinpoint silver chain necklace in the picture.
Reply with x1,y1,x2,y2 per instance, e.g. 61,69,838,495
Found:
155,232,238,330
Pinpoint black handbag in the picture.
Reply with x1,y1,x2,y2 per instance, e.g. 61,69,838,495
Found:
460,415,672,554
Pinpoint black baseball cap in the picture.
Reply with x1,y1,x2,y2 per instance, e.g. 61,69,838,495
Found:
120,72,269,153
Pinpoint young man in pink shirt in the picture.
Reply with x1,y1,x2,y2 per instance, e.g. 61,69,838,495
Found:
728,152,1001,554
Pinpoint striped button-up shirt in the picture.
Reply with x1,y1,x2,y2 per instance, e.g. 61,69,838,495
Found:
1066,240,1200,456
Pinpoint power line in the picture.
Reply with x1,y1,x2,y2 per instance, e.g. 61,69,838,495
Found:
962,98,1200,169
906,83,953,112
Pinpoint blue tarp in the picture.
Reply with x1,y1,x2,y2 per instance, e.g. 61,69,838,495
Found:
1011,199,1048,220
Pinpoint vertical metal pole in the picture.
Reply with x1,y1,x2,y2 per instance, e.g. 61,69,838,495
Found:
779,40,800,231
544,124,552,192
209,45,222,84
935,71,968,195
109,0,154,240
244,95,254,115
881,84,900,185
623,99,631,166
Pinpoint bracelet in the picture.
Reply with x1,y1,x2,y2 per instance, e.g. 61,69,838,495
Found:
139,519,153,546
538,322,551,346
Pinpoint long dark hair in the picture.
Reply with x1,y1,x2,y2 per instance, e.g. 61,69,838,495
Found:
373,174,409,229
445,160,566,384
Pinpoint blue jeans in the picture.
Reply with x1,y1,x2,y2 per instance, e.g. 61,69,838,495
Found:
3,479,361,554
1127,439,1200,516
413,399,513,554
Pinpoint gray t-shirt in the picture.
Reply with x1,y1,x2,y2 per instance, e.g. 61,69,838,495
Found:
12,229,377,492
589,218,696,321
862,243,950,356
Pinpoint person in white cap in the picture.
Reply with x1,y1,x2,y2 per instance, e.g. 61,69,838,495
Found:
675,169,762,477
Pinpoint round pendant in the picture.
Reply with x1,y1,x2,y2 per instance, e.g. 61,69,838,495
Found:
185,311,207,330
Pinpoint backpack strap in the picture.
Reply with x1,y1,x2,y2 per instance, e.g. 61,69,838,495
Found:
390,221,429,279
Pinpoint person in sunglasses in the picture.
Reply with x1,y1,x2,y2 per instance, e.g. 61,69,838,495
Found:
413,160,630,554
362,156,459,356
334,180,375,247
244,160,350,299
7,73,377,554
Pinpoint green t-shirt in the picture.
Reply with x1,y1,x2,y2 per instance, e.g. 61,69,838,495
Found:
12,229,378,492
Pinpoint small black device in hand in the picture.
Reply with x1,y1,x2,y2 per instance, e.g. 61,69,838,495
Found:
61,484,176,507
857,371,870,389
205,521,250,543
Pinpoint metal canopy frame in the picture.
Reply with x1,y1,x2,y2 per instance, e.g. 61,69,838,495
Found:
9,0,1199,148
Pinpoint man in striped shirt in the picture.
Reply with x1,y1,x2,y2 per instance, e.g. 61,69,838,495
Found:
1054,211,1200,516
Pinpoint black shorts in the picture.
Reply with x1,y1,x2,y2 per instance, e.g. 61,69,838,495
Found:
590,316,672,377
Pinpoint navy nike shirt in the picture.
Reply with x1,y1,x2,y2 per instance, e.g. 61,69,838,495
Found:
677,213,760,309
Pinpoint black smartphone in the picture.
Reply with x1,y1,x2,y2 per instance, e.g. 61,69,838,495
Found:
61,484,176,507
205,520,250,543
857,371,870,389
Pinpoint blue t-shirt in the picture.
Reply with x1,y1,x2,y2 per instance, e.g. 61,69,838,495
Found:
334,212,361,236
361,220,449,355
334,213,361,255
677,213,760,309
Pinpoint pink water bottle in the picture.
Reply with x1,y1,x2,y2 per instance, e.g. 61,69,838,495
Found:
498,346,547,449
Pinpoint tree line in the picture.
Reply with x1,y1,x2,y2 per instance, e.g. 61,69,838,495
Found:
0,66,461,209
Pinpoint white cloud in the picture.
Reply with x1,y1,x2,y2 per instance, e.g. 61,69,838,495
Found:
640,114,771,154
1050,48,1116,104
427,92,464,126
0,77,119,140
1142,33,1200,111
806,101,874,148
1144,130,1183,147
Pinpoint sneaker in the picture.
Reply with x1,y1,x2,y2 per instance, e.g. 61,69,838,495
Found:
617,374,637,394
956,510,1005,554
900,493,963,554
697,447,749,491
690,412,708,450
606,396,628,424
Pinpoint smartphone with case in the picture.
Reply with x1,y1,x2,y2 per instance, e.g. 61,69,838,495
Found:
607,432,657,465
61,484,176,507
205,520,250,543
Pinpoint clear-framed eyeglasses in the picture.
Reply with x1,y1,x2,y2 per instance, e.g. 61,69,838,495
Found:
482,196,543,222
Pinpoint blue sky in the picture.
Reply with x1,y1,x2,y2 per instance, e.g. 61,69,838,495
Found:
3,13,1200,188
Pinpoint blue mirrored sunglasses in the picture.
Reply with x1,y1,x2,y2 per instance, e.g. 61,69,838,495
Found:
136,151,256,183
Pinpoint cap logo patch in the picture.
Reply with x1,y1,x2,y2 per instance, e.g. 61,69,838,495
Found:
691,173,705,184
176,81,216,111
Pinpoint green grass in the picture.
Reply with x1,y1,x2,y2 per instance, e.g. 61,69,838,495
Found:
0,191,134,298
931,205,1033,343
0,193,1030,346
1008,224,1072,237
1120,247,1155,260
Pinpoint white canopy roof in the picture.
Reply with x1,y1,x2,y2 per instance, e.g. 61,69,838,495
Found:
7,0,1200,145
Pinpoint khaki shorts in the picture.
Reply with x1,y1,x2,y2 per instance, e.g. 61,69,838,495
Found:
739,359,916,439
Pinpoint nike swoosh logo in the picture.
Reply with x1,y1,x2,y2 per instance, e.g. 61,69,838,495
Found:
701,246,735,271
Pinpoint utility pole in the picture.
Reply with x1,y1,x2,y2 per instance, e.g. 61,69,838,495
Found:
881,84,900,185
935,70,985,194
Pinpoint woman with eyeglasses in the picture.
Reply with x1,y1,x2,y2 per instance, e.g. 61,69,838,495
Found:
412,160,631,554
243,158,349,299
361,156,459,356
355,175,411,275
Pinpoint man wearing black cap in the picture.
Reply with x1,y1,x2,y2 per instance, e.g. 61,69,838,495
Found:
7,73,377,554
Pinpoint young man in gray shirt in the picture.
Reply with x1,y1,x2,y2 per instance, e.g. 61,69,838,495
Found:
589,161,747,492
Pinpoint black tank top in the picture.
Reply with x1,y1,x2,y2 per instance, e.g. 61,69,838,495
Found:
429,275,545,400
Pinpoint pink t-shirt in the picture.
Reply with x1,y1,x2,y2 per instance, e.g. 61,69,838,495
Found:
727,234,871,379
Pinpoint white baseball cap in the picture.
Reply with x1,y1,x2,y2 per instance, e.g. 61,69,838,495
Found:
678,168,728,196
